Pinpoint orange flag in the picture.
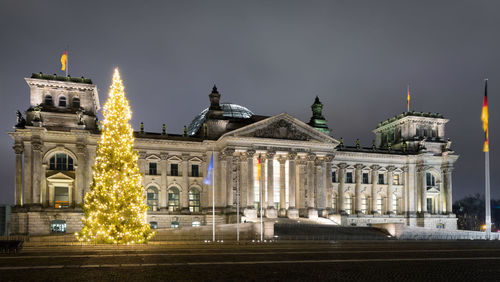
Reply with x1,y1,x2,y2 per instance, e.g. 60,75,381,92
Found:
60,50,67,71
482,79,489,152
407,85,411,112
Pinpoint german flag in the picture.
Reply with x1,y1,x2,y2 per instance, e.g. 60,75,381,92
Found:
61,50,67,71
407,85,411,112
482,79,489,152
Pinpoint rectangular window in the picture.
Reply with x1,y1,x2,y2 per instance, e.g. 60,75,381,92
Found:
346,172,353,183
362,173,369,184
393,174,400,185
54,186,69,208
426,172,435,186
378,173,384,184
331,171,336,182
427,198,434,214
171,163,178,176
361,197,367,214
345,196,352,214
377,197,383,213
191,164,199,177
149,162,157,175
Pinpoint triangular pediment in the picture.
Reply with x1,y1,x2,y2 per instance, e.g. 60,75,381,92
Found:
46,171,75,181
222,113,338,144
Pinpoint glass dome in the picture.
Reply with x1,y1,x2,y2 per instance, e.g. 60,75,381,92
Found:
187,103,254,136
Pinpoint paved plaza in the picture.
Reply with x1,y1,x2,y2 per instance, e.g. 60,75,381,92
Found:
1,241,500,281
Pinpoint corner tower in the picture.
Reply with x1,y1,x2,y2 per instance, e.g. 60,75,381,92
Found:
308,96,331,135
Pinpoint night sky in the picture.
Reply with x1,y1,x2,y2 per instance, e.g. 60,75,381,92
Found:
0,0,498,204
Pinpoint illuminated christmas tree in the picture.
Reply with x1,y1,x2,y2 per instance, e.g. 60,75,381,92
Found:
76,69,154,244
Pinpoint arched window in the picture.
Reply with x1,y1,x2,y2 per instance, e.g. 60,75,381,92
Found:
45,95,53,106
361,195,368,214
58,96,67,107
392,194,398,214
150,221,158,229
171,221,179,228
192,221,201,227
168,187,180,212
146,186,159,211
50,220,66,233
72,97,80,109
345,194,352,215
189,188,200,212
376,195,383,214
49,153,74,171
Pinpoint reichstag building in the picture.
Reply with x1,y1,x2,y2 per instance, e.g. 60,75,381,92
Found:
9,73,458,235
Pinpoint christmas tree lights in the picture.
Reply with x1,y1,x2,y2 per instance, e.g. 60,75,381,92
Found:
76,69,154,244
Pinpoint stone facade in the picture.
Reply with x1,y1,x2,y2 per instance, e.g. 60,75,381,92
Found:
8,73,459,235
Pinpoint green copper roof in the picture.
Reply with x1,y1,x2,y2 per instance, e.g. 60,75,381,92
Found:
308,96,331,135
31,72,93,84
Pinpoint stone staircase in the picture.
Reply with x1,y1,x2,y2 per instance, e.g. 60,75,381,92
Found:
274,222,394,241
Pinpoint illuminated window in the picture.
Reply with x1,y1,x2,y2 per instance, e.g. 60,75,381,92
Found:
58,96,66,107
171,221,179,228
147,186,159,211
72,97,80,108
345,194,352,214
168,187,180,211
149,162,157,175
392,194,398,214
427,197,434,214
54,187,69,208
346,172,353,183
192,221,201,227
45,95,53,106
393,174,400,185
170,164,179,176
191,164,199,177
150,221,158,229
189,188,200,212
49,153,74,171
376,195,383,214
362,173,369,184
50,220,66,233
361,195,367,214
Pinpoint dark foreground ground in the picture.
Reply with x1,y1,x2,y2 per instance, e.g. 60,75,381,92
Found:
1,241,500,281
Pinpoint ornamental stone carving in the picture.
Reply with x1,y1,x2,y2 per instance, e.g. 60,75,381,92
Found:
307,153,316,162
253,119,310,141
288,151,298,160
266,150,275,159
13,144,23,154
160,153,169,160
246,149,256,157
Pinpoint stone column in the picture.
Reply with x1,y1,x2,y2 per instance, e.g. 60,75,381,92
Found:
244,150,256,218
324,155,334,214
306,153,317,219
160,153,168,211
75,144,86,206
41,164,47,207
266,151,277,218
219,153,227,208
387,166,395,214
239,153,248,209
225,148,235,210
287,152,298,219
31,141,43,206
371,164,380,214
418,166,428,214
338,163,347,214
354,164,363,214
443,166,453,214
296,157,307,214
23,142,32,204
181,154,190,212
315,157,327,217
13,143,23,206
278,156,287,217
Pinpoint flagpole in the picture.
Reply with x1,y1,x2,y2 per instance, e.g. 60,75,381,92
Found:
212,148,215,242
407,84,410,112
260,155,263,241
485,150,491,239
237,165,240,242
66,46,69,77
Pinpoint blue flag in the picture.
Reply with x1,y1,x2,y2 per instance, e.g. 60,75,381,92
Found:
204,153,214,185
